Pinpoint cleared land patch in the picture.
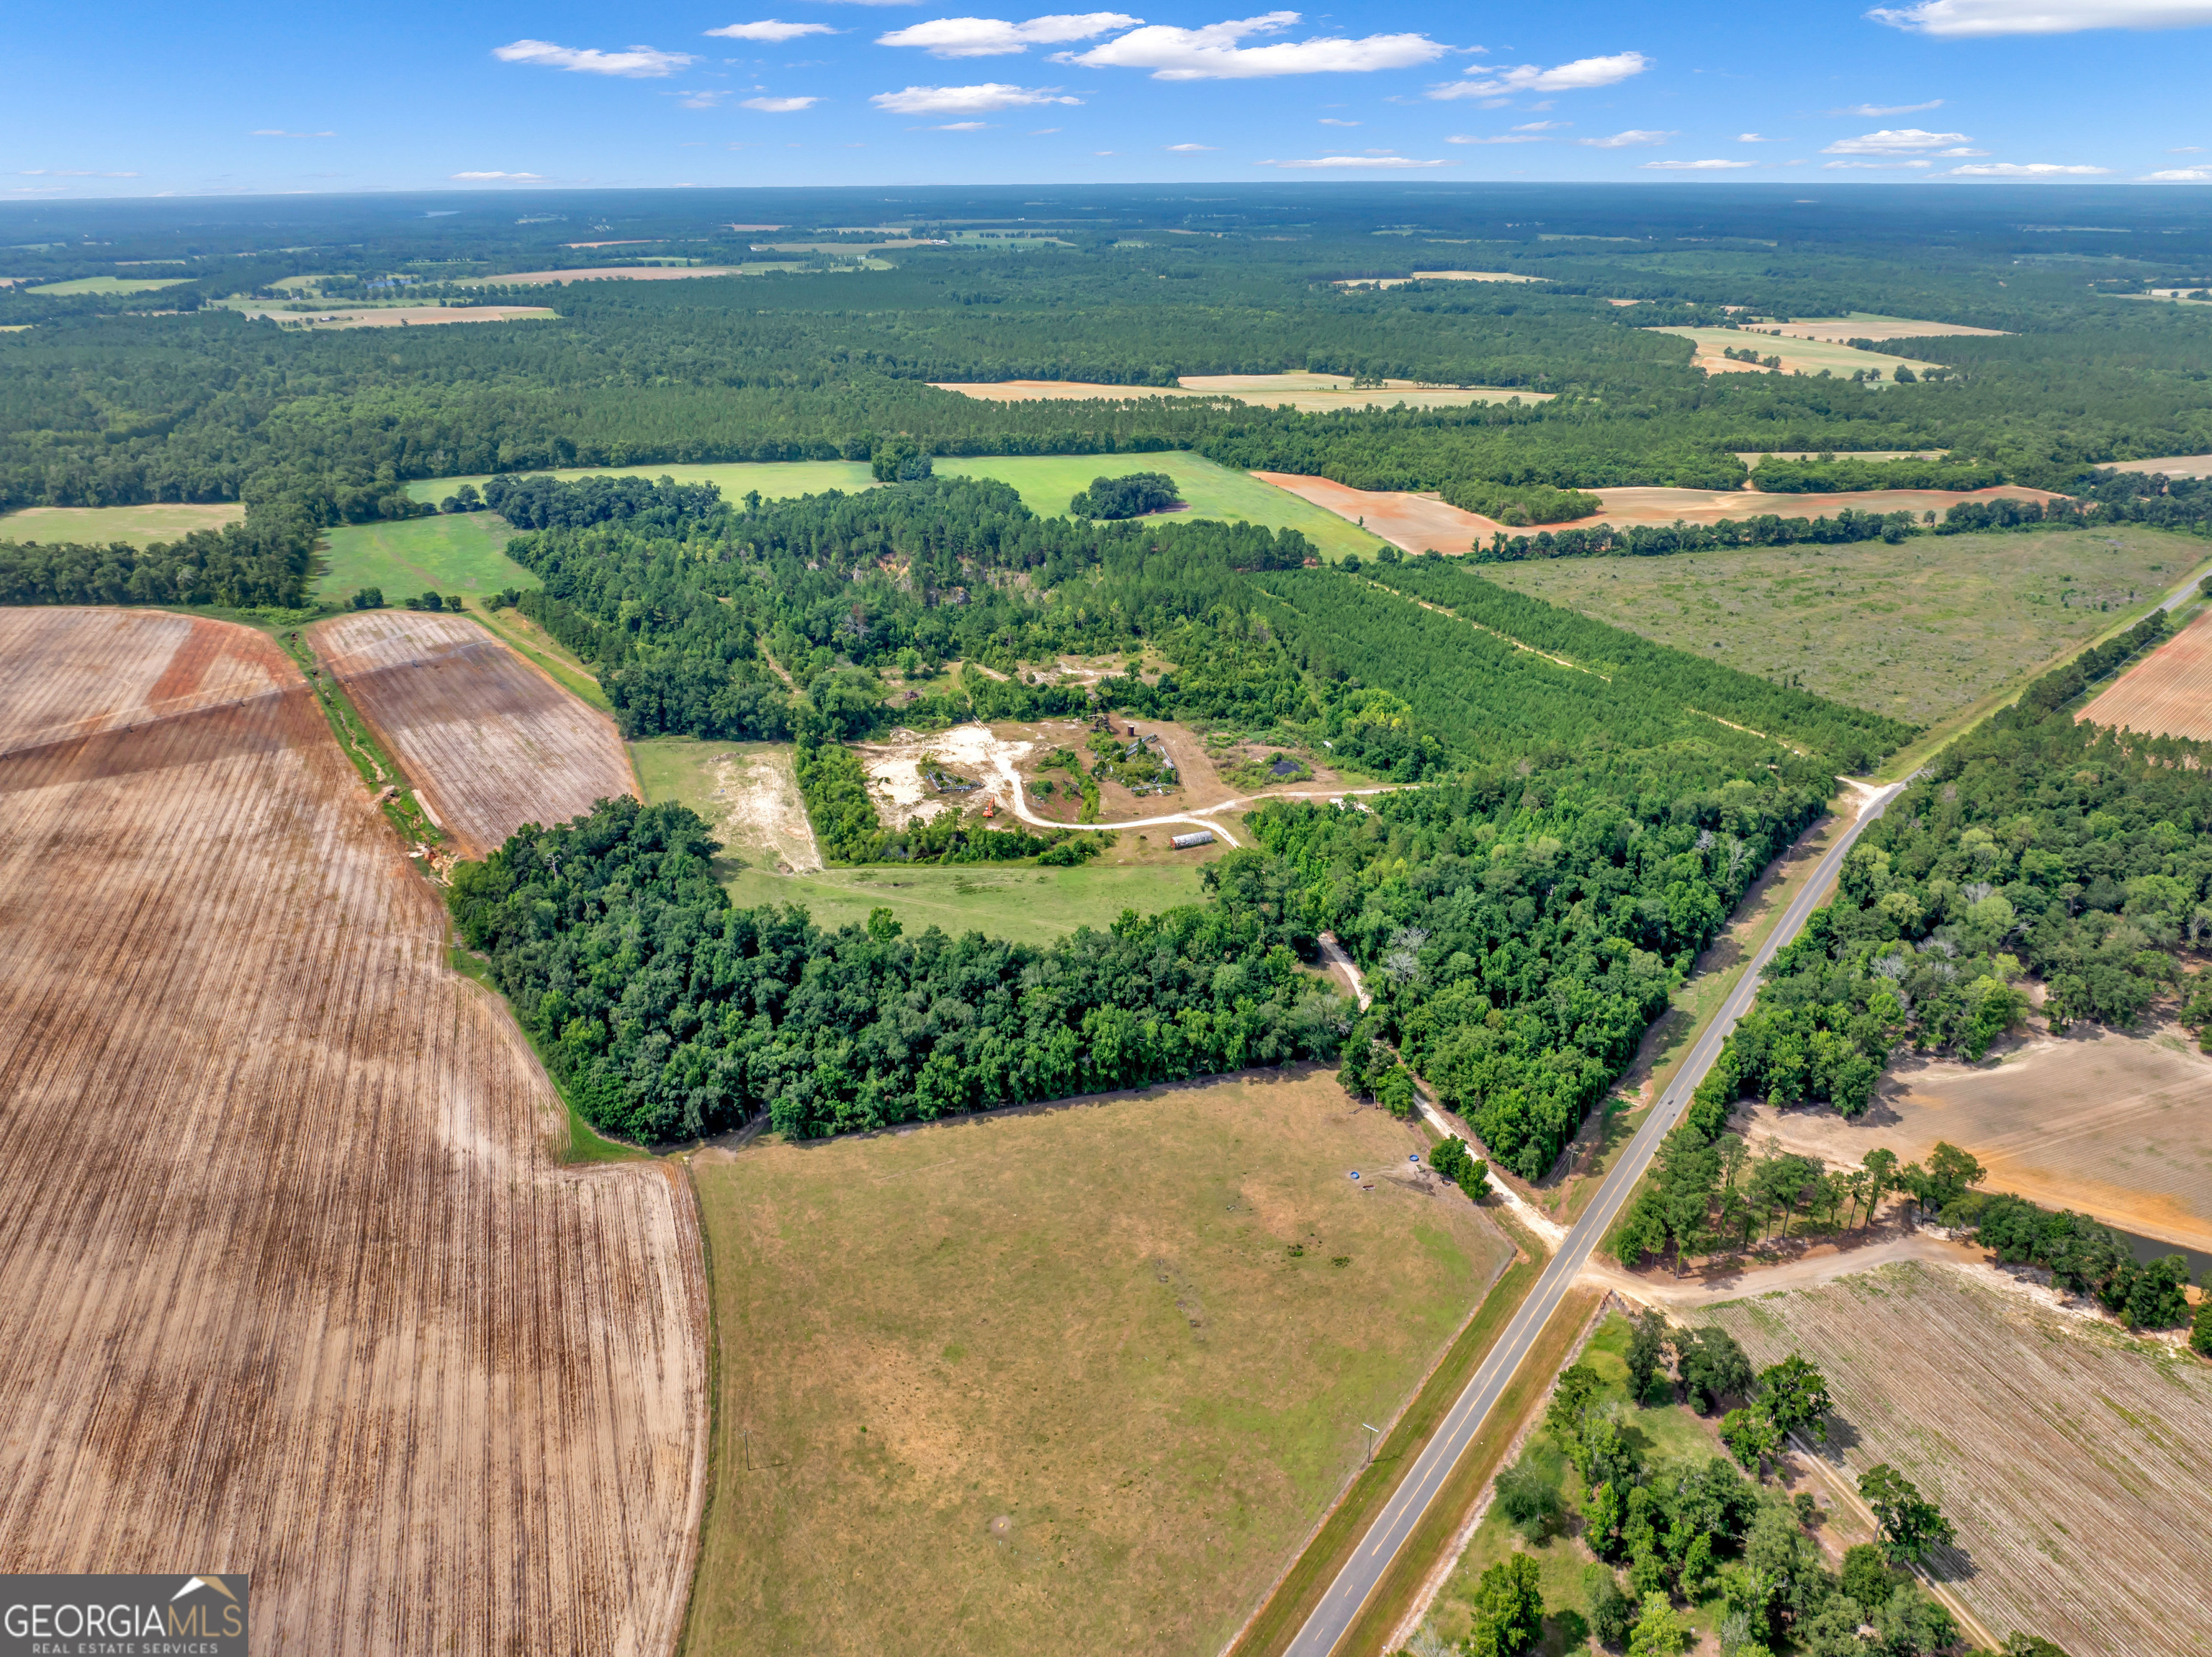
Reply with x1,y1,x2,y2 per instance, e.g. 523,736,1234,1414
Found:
1332,271,1547,289
405,459,878,508
2105,453,2212,478
1699,1262,2212,1657
1755,310,2010,343
1744,1023,2212,1253
685,1070,1511,1657
930,374,1547,413
2080,604,2212,739
1256,472,2062,562
1647,325,1947,380
936,452,1388,560
0,606,707,1653
243,303,555,329
632,736,822,875
464,266,743,284
316,512,538,602
26,274,193,295
0,500,243,546
311,609,639,858
1473,524,2205,725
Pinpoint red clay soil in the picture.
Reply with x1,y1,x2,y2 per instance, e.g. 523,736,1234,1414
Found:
2080,606,2212,741
1254,472,2062,555
312,609,639,858
0,608,707,1656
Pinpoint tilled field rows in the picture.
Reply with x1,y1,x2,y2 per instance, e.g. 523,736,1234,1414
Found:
0,610,706,1656
2080,606,2212,741
1701,1262,2212,1657
311,610,639,858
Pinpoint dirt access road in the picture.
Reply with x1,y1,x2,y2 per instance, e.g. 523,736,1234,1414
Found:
1280,778,1905,1657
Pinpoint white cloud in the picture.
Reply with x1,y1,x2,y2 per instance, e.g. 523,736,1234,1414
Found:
2144,166,2212,179
1643,158,1756,170
1828,99,1943,115
1579,129,1673,148
1257,153,1452,168
1948,161,2113,174
493,39,696,76
678,89,733,107
1823,158,1934,169
1318,117,1360,126
1822,127,1972,154
451,170,547,180
870,81,1080,111
16,169,140,177
1448,133,1545,145
2170,145,2205,153
1429,50,1649,100
1514,120,1570,131
878,13,1140,55
1737,133,1769,142
1870,0,2212,34
1165,142,1218,150
252,129,336,138
706,19,837,40
1062,13,1447,78
932,120,991,127
1029,125,1063,133
742,94,821,109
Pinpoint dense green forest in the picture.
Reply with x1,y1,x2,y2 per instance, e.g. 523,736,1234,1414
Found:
0,507,317,607
446,796,1345,1141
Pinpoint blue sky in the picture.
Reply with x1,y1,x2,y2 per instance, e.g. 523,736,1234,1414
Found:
8,0,2212,197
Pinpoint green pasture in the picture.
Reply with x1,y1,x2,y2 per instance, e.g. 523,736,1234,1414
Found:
27,275,194,296
721,861,1209,946
937,452,1389,562
404,459,876,506
0,501,243,547
314,513,537,603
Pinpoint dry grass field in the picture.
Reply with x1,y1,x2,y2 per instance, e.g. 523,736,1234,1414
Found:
1647,325,1948,379
1743,1023,2212,1253
0,501,245,545
0,607,707,1656
243,303,555,330
1700,1262,2212,1657
2079,605,2212,740
2105,453,2212,479
930,375,1547,413
685,1070,1512,1657
311,609,639,858
1475,525,2209,725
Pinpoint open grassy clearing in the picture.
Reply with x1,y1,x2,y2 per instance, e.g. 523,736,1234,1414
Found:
1475,525,2211,726
632,735,823,875
315,511,539,602
245,303,557,330
1743,1020,2212,1254
2105,453,2212,478
1647,325,1946,380
405,457,877,506
2079,603,2212,739
1699,1262,2212,1657
932,375,1547,413
685,1069,1511,1657
936,452,1388,561
0,500,243,544
1758,311,2010,343
0,606,707,1652
26,274,192,295
310,609,639,858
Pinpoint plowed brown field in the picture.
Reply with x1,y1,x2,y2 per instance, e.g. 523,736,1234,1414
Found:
2079,605,2212,740
0,608,707,1656
311,609,639,858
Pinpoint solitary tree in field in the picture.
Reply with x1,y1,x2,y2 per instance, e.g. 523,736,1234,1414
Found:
1860,1463,1955,1565
1626,1310,1670,1405
1757,1352,1835,1443
1465,1553,1545,1657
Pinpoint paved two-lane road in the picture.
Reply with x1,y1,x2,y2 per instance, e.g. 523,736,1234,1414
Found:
1282,780,1905,1657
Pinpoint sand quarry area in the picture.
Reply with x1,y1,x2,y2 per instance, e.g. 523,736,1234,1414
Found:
1741,1021,2212,1254
1255,472,2061,554
931,373,1549,412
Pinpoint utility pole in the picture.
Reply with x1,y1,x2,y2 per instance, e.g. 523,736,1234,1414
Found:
1362,1423,1382,1465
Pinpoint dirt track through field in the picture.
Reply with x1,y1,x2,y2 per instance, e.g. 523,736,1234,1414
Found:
2079,605,2212,740
313,610,639,858
0,608,707,1656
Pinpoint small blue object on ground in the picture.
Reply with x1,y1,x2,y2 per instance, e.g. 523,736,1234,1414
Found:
1347,1171,1360,1180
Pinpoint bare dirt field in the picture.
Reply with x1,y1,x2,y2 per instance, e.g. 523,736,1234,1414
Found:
2105,453,2212,478
0,607,707,1656
1742,1023,2212,1252
242,304,555,330
631,736,822,874
310,609,639,858
683,1069,1513,1657
1699,1262,2212,1657
2080,605,2212,738
1255,472,2059,557
932,374,1547,413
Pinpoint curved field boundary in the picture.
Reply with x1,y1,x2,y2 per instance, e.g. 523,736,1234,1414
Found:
311,610,641,858
0,609,708,1656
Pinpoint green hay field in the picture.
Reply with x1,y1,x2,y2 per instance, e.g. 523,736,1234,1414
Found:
403,459,876,506
937,452,1389,562
0,501,243,546
26,275,194,296
1648,325,1946,379
1478,525,2212,727
685,1069,1511,1657
315,514,538,603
